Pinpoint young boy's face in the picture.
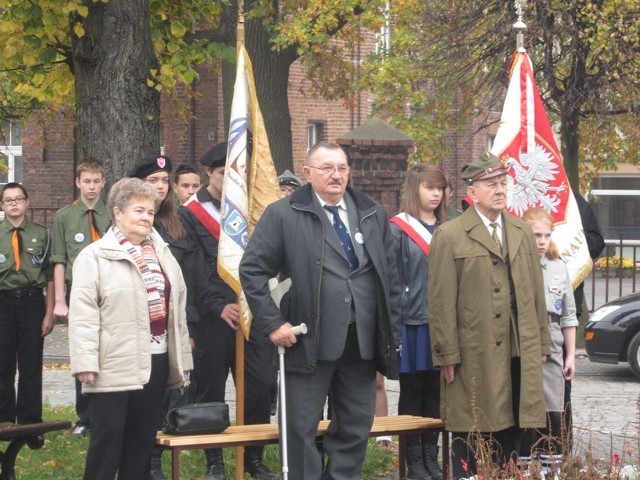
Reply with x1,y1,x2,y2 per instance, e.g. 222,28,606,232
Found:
76,171,106,203
172,172,201,204
1,187,29,220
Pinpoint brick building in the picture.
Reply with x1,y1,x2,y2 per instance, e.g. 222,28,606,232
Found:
2,52,497,224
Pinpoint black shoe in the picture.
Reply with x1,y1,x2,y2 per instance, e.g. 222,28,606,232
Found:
148,450,167,480
204,464,226,480
245,448,280,479
422,442,443,480
204,448,226,480
245,461,279,479
406,445,432,480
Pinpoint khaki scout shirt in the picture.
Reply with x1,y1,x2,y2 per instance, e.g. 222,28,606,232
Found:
51,199,110,284
0,217,53,290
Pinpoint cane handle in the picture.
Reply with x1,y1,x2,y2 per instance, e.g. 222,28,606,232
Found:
291,323,307,336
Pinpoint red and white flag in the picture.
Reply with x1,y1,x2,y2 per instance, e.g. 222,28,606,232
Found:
490,49,591,286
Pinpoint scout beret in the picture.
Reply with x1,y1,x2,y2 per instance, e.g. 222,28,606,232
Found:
200,142,228,168
278,170,302,188
460,152,509,184
128,155,172,179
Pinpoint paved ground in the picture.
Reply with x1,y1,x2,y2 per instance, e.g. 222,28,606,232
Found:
42,275,639,477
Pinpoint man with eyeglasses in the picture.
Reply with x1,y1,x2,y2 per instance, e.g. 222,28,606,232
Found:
240,141,401,479
0,182,54,425
277,169,302,198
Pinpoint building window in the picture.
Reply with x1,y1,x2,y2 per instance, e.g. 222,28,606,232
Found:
307,122,324,151
0,122,23,184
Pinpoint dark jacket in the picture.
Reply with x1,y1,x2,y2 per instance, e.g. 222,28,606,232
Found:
178,188,237,320
239,184,401,379
390,221,429,326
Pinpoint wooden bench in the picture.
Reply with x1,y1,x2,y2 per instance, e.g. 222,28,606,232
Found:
156,415,446,480
0,420,71,480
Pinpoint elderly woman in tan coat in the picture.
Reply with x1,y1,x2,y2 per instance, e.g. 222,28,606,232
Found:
428,153,550,479
69,177,193,480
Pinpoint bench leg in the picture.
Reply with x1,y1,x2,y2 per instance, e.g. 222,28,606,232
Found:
0,435,45,480
442,430,449,480
171,448,180,480
398,434,406,480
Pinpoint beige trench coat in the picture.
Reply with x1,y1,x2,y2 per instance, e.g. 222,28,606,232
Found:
428,207,551,432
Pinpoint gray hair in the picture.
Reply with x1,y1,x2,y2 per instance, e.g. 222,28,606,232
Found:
107,177,159,220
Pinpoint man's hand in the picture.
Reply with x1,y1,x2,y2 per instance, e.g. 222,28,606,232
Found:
41,314,54,337
441,364,455,384
268,323,298,348
53,301,69,320
563,356,576,380
76,372,96,385
220,304,240,330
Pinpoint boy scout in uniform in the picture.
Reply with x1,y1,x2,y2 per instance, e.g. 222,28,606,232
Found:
51,158,109,436
0,182,54,424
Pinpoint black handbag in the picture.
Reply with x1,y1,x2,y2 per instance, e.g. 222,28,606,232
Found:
163,402,230,435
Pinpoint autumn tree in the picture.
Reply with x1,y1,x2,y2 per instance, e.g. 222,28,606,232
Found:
195,0,386,172
0,0,387,179
0,0,226,181
361,0,640,189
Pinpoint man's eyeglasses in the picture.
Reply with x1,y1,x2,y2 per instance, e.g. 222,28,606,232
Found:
307,165,350,175
1,196,27,205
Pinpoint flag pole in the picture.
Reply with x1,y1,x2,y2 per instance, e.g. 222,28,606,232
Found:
235,3,246,480
513,0,527,51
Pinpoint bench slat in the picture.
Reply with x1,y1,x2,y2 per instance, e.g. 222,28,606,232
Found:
0,421,71,441
156,415,443,448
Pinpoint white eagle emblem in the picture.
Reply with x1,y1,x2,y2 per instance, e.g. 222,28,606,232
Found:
506,143,568,218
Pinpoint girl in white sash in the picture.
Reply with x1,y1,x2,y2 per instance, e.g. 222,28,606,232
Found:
390,164,449,480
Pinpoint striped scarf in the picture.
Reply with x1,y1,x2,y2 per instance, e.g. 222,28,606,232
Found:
112,226,167,323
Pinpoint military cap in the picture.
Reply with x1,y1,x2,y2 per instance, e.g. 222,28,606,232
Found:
278,170,302,188
460,152,509,184
128,155,172,179
200,142,228,168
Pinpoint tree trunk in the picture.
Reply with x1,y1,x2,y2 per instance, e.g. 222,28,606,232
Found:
244,18,298,174
72,0,160,186
560,108,580,191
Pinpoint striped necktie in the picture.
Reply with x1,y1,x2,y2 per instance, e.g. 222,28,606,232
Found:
490,222,502,255
324,205,359,271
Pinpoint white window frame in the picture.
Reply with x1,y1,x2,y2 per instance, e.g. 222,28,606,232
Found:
0,122,23,184
307,122,324,152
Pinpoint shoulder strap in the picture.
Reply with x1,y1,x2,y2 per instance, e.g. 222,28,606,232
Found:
390,213,431,256
184,198,220,241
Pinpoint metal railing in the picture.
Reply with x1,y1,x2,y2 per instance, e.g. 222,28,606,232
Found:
586,236,640,312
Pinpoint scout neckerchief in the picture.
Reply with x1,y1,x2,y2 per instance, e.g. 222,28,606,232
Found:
73,200,103,242
183,196,220,241
11,227,22,271
390,212,432,256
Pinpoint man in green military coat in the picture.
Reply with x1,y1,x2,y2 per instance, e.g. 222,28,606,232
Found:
428,153,551,479
0,182,54,424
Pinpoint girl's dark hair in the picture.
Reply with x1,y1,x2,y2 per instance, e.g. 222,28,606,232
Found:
155,191,185,241
402,164,448,223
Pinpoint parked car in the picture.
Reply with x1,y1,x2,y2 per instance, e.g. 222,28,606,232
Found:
585,292,640,381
